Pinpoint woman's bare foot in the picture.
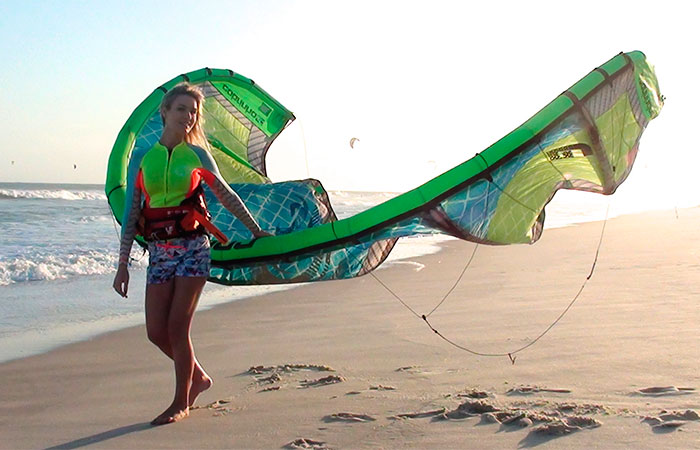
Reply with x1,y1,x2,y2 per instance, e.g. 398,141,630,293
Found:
151,403,189,426
189,375,213,407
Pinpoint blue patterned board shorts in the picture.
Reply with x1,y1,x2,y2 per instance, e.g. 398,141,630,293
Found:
147,234,211,284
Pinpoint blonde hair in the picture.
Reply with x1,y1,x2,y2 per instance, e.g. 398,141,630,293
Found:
160,83,209,149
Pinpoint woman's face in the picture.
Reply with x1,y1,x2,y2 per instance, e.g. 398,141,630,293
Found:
163,95,198,134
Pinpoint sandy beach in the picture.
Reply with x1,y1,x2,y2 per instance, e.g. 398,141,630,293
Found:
1,208,698,449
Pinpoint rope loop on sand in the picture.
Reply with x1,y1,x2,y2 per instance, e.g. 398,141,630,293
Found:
372,203,611,363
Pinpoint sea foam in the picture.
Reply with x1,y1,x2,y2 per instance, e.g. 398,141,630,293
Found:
0,189,105,201
0,250,147,286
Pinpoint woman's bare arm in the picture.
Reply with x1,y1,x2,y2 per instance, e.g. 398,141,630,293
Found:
206,176,268,237
118,184,142,265
191,145,269,237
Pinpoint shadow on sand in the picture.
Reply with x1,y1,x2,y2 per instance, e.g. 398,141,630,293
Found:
46,422,152,449
517,432,561,448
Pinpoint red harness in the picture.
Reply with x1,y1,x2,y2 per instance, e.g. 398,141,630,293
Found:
138,190,228,243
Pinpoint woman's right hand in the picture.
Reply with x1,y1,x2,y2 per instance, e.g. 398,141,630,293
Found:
113,264,130,298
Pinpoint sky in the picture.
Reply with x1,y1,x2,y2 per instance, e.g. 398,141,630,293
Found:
0,0,697,201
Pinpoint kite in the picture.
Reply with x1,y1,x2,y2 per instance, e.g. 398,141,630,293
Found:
349,137,360,149
106,51,662,285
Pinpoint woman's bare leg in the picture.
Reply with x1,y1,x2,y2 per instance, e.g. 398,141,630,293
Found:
146,277,211,425
145,280,212,404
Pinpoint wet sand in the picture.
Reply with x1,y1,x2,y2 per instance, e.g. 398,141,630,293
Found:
0,208,698,449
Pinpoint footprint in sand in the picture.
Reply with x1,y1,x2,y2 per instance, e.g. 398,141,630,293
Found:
248,365,277,374
651,421,686,430
635,386,696,396
323,412,376,423
481,413,533,427
283,438,330,449
659,410,700,421
437,398,602,435
249,364,335,375
193,399,237,416
299,375,345,388
257,373,282,384
191,399,231,411
531,417,601,436
248,363,338,390
642,409,700,432
435,399,500,420
553,402,608,416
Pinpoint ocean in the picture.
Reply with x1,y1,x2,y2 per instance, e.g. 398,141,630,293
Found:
0,181,686,363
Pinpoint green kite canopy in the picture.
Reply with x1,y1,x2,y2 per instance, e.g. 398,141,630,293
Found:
106,51,663,285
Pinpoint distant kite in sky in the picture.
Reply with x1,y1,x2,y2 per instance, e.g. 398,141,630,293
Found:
349,137,360,149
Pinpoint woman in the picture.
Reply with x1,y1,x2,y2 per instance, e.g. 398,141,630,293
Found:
112,83,268,426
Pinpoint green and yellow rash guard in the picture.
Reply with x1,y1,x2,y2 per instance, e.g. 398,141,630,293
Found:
118,141,264,262
121,141,219,228
135,141,216,208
